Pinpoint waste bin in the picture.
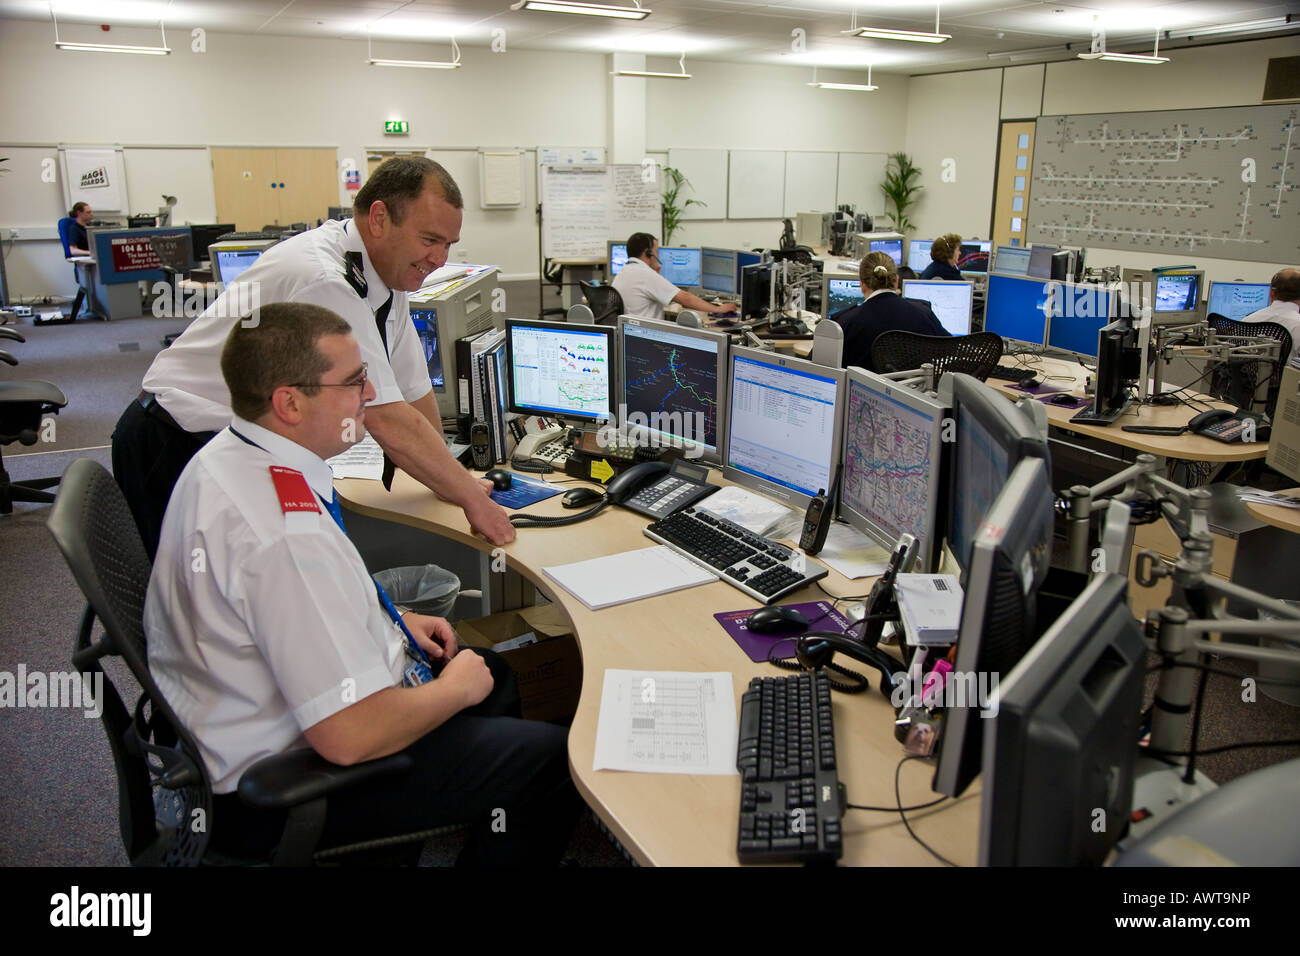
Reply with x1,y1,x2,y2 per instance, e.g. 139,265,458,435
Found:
372,564,461,621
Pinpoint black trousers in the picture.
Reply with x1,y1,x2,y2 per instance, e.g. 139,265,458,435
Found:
212,647,582,866
111,397,217,561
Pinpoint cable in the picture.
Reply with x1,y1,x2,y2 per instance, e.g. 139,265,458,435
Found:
894,755,958,866
847,794,949,814
1183,664,1211,784
1143,738,1300,758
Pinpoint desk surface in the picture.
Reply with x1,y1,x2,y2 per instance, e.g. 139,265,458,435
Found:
1245,487,1300,534
337,470,980,866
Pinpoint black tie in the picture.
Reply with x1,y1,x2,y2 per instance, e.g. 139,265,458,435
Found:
373,293,397,491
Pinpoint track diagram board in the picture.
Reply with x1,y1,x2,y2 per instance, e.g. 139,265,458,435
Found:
1028,104,1298,262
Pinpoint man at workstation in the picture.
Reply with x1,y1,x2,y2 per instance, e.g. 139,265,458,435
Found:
146,303,580,863
1241,267,1300,364
611,231,740,323
65,201,93,256
834,252,949,372
919,234,964,281
112,156,515,559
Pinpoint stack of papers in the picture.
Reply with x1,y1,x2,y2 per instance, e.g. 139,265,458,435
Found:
543,546,717,610
1236,487,1300,510
895,573,964,646
327,435,384,480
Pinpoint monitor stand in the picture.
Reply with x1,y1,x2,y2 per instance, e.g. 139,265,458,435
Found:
1070,396,1131,426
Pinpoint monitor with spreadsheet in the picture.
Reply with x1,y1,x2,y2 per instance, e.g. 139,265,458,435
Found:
901,279,974,335
1045,281,1117,359
821,275,865,317
658,246,703,288
723,347,846,511
618,315,729,463
1027,244,1057,280
983,274,1052,347
958,240,991,274
608,241,629,277
1207,280,1271,321
839,367,950,572
993,245,1031,277
869,238,903,265
907,239,934,272
701,247,738,294
505,318,615,423
209,239,277,285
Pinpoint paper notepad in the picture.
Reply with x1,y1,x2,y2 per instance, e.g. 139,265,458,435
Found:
543,546,717,610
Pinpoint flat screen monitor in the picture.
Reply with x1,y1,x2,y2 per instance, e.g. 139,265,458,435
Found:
993,245,1031,277
1027,244,1057,280
608,241,629,277
907,239,934,273
840,367,950,572
932,455,1055,799
1207,280,1271,321
741,262,772,319
701,247,738,295
1045,281,1116,358
821,275,865,318
658,246,702,288
504,318,615,423
980,573,1146,865
409,307,445,392
1152,270,1204,325
618,315,729,463
209,239,277,285
189,223,235,263
983,274,1052,347
901,279,974,335
869,239,903,265
958,240,991,274
736,251,761,291
723,346,846,511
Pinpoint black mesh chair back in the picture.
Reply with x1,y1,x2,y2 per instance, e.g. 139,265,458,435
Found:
578,281,625,326
0,377,67,513
46,459,213,865
871,330,1004,382
1206,314,1293,416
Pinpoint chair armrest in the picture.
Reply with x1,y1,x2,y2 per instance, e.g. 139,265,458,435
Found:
237,748,413,810
0,328,24,343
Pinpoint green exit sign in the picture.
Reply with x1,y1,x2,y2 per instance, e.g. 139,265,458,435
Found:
384,120,409,135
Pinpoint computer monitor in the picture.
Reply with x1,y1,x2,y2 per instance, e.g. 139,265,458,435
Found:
209,238,278,285
409,307,446,396
821,275,865,318
608,241,629,277
701,247,738,295
1152,270,1204,325
723,347,846,511
735,251,761,292
901,279,974,335
1049,250,1073,282
958,240,991,274
907,239,934,273
618,315,729,463
932,455,1055,799
869,238,903,265
1045,281,1117,359
1027,244,1057,280
741,262,773,319
993,245,1031,277
658,246,703,288
1207,280,1271,321
839,367,950,572
504,318,615,424
983,274,1052,347
189,223,235,263
979,572,1146,865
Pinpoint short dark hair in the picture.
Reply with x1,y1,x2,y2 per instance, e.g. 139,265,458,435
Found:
221,303,353,421
627,232,657,261
1271,269,1300,303
859,251,897,292
353,156,463,223
70,202,89,217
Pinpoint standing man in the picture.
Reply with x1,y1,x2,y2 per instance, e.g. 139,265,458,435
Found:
113,157,514,559
612,232,739,323
1241,268,1300,365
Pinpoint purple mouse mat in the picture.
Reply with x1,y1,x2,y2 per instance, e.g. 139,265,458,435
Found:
1036,393,1091,409
714,600,854,663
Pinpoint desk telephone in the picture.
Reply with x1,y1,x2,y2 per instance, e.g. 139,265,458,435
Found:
1187,408,1271,443
508,459,718,528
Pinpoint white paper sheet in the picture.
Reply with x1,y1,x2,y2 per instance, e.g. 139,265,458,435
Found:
593,670,737,775
327,435,384,480
816,523,892,579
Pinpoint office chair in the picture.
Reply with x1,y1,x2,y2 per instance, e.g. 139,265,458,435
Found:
1206,313,1292,418
871,330,1003,382
49,217,86,324
1,332,66,514
565,303,594,324
578,281,624,326
149,234,192,347
810,317,844,367
46,458,460,866
676,310,702,328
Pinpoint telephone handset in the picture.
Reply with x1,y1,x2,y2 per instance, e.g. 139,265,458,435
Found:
1187,408,1271,443
860,534,919,648
507,461,670,528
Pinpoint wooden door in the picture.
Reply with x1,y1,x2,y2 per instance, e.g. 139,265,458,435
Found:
211,147,281,232
992,121,1036,250
273,148,338,226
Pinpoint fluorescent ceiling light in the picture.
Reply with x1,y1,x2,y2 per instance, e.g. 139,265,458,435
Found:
849,27,949,43
512,0,650,19
368,34,461,69
615,52,690,79
809,65,877,92
1077,51,1169,64
51,8,169,55
1164,16,1295,40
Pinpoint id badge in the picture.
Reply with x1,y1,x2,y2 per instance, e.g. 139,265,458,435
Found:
403,656,434,687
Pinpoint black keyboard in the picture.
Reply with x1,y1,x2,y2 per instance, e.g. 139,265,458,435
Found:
736,672,845,864
986,365,1038,383
643,507,828,604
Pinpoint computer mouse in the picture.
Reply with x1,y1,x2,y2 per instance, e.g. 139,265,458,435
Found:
484,469,513,491
746,605,810,635
1021,377,1041,388
562,486,605,509
713,318,739,329
1050,394,1078,406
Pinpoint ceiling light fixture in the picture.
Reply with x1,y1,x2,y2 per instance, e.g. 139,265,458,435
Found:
1078,28,1168,64
808,65,877,92
614,51,690,79
368,34,461,69
844,2,949,44
512,0,650,19
51,6,170,55
1164,16,1294,40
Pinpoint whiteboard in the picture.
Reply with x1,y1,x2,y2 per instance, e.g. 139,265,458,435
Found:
540,164,660,260
0,145,69,228
728,150,785,219
59,146,129,214
667,148,727,221
837,153,889,218
123,147,216,225
784,152,838,218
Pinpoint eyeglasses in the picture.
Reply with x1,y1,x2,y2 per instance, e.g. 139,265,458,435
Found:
285,363,368,395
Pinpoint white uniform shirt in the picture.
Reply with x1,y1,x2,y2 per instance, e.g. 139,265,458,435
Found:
1240,299,1300,365
611,257,680,323
143,220,431,433
143,419,408,793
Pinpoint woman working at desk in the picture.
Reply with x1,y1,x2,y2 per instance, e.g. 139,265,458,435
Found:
919,234,964,281
833,252,949,372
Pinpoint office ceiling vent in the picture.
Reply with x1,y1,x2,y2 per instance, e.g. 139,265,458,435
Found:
1263,56,1300,102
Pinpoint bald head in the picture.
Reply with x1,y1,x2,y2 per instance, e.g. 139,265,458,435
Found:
1271,268,1300,303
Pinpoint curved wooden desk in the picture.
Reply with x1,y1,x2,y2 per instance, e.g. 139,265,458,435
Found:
337,470,980,866
1245,487,1300,535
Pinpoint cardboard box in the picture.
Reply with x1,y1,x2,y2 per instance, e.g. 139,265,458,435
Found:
454,603,581,722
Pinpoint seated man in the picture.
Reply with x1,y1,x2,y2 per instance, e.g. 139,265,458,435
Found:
612,232,739,323
1240,268,1300,364
58,202,94,322
144,301,581,864
919,234,964,281
834,252,949,372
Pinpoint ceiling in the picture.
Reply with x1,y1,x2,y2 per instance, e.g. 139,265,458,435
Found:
5,1,1298,75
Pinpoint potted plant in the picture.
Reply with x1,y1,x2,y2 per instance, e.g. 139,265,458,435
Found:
661,166,704,246
879,153,923,233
